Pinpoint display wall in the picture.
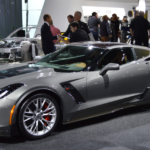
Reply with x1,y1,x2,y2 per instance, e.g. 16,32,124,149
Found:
34,0,150,36
35,0,136,33
82,6,126,23
22,0,45,38
35,0,83,35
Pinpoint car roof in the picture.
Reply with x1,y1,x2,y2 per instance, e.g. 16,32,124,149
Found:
107,44,150,51
69,41,128,48
69,41,150,51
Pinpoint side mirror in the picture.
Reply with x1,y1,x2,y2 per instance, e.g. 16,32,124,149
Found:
99,63,120,76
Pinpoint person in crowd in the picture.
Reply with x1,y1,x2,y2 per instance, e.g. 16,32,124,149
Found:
74,11,91,37
58,22,88,44
41,14,58,55
121,16,129,42
63,11,90,38
67,15,74,37
122,16,128,23
67,15,74,23
130,11,150,47
50,20,61,44
61,15,74,38
88,12,101,41
130,13,139,44
118,17,122,25
111,14,119,42
100,15,112,41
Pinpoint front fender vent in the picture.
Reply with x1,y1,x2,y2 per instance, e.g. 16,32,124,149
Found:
138,88,150,100
61,83,86,104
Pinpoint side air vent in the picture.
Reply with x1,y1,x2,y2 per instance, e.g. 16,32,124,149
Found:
138,88,150,100
145,57,150,61
61,83,86,104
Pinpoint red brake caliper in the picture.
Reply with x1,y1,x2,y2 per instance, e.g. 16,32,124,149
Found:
44,103,51,125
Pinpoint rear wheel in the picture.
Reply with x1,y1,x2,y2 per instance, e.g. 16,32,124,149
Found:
18,94,60,140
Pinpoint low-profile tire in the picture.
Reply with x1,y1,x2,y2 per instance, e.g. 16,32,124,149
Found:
18,93,60,140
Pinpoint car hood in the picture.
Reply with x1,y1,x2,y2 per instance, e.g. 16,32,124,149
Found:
0,63,87,90
0,63,61,87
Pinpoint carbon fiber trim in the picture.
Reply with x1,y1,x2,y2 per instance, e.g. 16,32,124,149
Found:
61,82,86,104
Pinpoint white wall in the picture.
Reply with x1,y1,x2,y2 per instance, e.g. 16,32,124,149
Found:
148,9,150,21
36,0,83,34
36,0,139,34
82,1,138,15
22,0,45,37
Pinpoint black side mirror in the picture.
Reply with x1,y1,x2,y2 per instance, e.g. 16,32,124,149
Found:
99,63,120,76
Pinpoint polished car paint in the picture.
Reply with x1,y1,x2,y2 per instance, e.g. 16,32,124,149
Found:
0,42,150,138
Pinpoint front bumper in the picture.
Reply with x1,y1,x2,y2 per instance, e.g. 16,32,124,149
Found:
0,123,18,137
0,98,17,137
0,126,10,137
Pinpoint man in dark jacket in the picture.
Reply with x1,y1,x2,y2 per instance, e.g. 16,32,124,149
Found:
88,12,101,41
67,15,74,23
58,22,88,44
130,11,150,47
41,14,58,55
63,11,90,39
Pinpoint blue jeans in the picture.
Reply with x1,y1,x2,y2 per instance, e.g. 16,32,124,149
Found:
90,30,99,41
53,46,56,51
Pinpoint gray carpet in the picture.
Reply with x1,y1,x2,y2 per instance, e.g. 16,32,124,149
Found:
0,105,150,150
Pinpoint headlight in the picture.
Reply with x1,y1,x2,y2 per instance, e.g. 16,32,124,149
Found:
0,83,24,99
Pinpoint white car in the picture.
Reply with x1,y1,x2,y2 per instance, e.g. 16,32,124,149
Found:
0,26,66,63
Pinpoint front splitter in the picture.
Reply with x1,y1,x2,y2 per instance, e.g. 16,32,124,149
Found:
0,126,10,137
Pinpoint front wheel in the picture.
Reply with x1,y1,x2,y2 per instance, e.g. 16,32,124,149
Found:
18,94,60,140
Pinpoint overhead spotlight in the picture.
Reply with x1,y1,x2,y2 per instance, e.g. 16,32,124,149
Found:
136,0,146,13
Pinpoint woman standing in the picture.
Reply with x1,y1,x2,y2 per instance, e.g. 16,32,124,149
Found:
100,15,112,41
121,16,129,42
111,14,119,42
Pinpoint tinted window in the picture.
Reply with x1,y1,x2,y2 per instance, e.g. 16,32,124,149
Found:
134,48,150,60
37,46,105,72
96,48,135,70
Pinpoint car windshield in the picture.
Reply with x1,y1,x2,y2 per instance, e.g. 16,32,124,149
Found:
36,45,105,72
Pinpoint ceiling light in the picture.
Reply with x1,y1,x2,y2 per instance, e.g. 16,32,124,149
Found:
136,0,146,13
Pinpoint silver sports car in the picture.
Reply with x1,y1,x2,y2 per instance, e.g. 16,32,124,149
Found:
0,42,150,140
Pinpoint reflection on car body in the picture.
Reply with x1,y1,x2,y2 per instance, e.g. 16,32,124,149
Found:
0,42,150,140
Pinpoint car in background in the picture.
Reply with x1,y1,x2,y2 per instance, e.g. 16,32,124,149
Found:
0,26,66,64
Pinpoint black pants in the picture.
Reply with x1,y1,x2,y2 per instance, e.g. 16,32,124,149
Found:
135,36,149,47
44,46,56,55
111,33,118,42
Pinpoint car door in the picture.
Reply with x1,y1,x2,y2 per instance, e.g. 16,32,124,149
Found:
86,47,150,110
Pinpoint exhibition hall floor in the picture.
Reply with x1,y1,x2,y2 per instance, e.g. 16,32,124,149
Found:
1,105,150,150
